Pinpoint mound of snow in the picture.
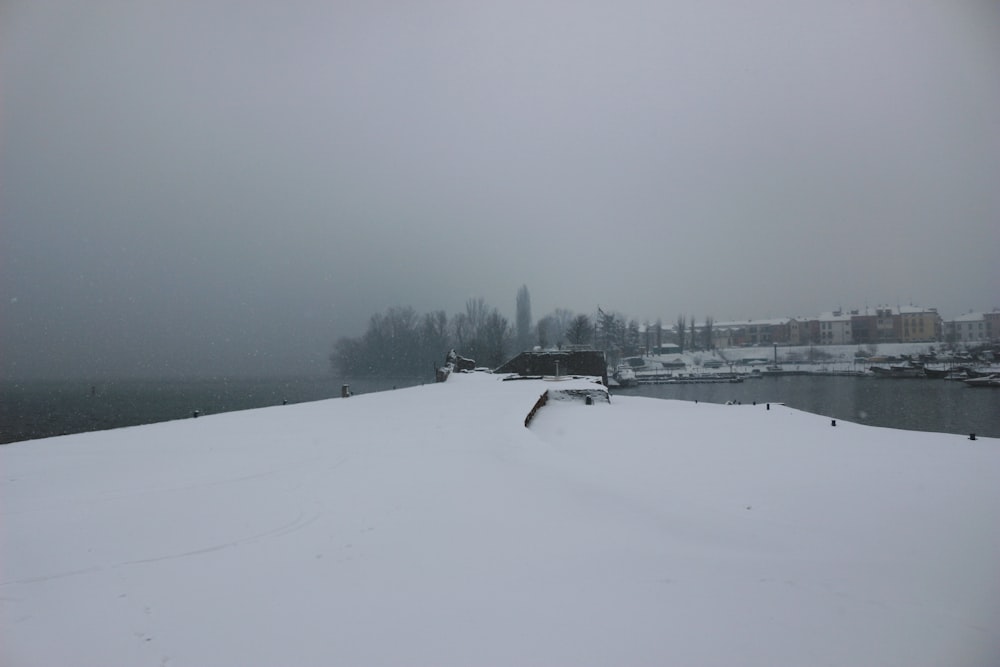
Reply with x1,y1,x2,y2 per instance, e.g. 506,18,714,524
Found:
2,373,999,666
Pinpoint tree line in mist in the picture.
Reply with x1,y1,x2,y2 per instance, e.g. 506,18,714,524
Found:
331,286,716,378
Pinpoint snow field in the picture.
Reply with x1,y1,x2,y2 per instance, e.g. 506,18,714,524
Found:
2,372,998,666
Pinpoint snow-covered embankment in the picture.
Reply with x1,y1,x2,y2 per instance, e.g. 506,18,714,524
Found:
2,372,999,666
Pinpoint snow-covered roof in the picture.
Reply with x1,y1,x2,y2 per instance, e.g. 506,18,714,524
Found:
950,311,987,322
898,305,938,314
712,317,792,329
3,373,998,665
849,305,939,317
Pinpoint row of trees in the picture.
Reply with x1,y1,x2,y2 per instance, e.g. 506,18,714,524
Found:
331,286,717,377
673,315,715,353
331,300,513,377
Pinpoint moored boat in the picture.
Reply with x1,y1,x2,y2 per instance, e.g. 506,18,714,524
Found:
612,366,638,388
964,366,1000,379
761,366,812,376
964,374,1000,388
871,362,924,378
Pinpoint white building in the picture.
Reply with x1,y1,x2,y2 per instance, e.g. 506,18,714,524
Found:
817,312,853,345
946,312,989,343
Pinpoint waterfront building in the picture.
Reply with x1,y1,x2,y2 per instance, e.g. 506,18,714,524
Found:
850,306,940,344
850,312,877,345
851,307,904,344
710,318,791,347
946,311,991,343
985,310,1000,342
817,311,853,345
646,304,985,349
786,318,809,345
898,306,942,342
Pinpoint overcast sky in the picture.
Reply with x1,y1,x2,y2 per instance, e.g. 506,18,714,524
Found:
2,0,999,378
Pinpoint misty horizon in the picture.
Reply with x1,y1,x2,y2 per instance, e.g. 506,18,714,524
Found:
3,293,992,381
3,1,999,379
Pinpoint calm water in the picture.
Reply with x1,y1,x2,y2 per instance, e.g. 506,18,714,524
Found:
0,375,421,445
618,376,1000,439
1,374,998,445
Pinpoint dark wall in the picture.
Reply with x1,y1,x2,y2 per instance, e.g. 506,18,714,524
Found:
495,350,608,385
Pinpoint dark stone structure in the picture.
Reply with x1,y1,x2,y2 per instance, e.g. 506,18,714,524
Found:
494,350,608,386
437,349,478,383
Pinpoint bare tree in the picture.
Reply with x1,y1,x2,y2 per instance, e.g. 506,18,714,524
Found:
537,308,575,348
451,297,492,361
331,335,365,375
675,314,687,353
450,312,470,356
420,310,451,366
552,308,574,346
566,314,593,346
702,316,715,350
332,306,422,376
536,317,550,349
481,310,512,367
515,285,532,352
625,319,641,356
465,297,489,336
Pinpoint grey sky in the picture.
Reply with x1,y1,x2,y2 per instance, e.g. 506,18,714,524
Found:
2,0,999,378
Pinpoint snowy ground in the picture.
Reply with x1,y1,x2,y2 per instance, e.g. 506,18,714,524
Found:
2,372,999,666
644,342,958,371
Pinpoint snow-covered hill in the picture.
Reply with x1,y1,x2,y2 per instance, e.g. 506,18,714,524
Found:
3,372,998,666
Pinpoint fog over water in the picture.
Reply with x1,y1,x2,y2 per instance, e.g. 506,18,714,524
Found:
2,1,999,379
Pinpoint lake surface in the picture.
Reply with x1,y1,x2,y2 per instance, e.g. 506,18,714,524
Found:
618,375,1000,439
2,374,998,445
0,376,420,445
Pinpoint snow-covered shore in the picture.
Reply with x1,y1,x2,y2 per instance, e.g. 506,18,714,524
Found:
3,372,999,666
638,341,979,371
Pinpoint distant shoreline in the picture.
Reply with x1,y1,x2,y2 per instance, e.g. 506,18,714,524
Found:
0,375,427,445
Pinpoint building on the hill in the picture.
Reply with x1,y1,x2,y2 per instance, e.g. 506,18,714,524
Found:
850,306,940,344
986,310,1000,342
817,311,853,345
898,306,942,342
945,312,991,343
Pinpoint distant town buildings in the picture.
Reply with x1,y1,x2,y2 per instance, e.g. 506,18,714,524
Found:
946,310,998,344
660,306,997,349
